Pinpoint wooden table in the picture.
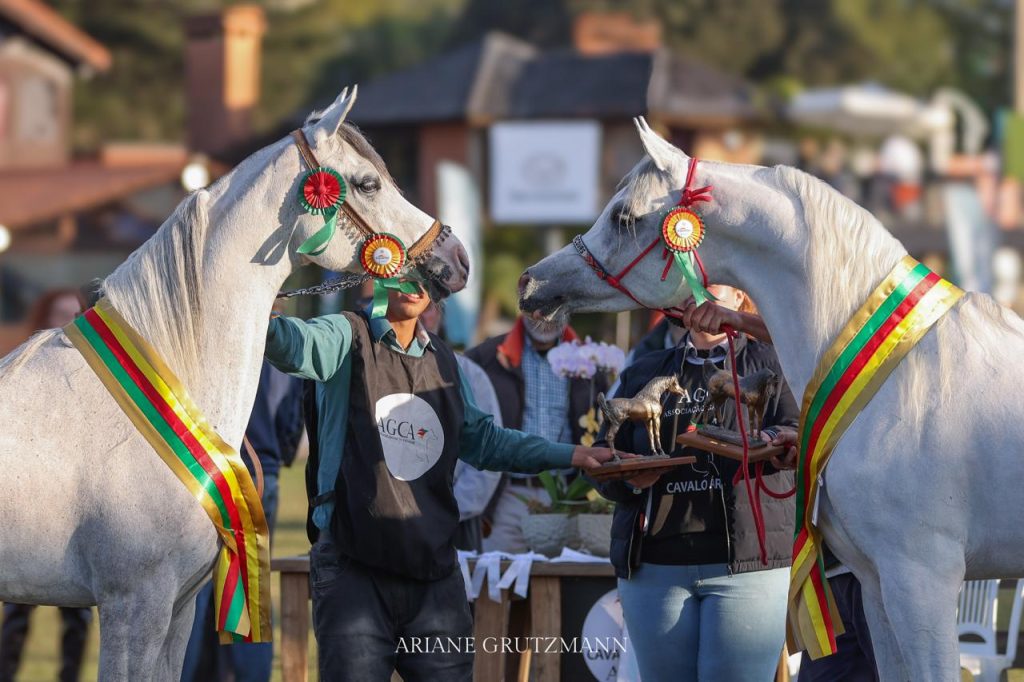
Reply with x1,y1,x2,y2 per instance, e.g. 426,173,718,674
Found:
271,555,614,682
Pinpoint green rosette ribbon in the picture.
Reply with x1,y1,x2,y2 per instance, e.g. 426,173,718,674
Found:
370,278,423,319
297,167,347,256
674,251,716,306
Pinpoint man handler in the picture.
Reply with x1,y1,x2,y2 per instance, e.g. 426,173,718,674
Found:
265,283,616,681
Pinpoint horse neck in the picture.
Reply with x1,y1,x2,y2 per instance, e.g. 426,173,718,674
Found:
639,377,671,400
719,173,907,401
104,191,295,447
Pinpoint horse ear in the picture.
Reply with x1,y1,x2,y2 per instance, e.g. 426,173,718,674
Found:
634,116,687,174
309,85,358,145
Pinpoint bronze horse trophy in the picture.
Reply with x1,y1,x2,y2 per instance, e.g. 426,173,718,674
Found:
597,374,686,460
698,367,780,444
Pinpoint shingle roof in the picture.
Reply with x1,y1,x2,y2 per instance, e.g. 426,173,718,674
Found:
348,32,756,126
0,0,111,71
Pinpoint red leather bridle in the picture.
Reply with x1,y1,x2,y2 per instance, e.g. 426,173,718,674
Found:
572,157,713,320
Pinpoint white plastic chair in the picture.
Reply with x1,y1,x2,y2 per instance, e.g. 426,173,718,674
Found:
957,579,1024,682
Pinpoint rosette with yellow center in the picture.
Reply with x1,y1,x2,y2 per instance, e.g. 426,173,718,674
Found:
360,233,407,278
661,208,705,253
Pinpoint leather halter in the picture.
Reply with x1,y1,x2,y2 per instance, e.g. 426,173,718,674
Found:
290,129,448,263
573,157,712,320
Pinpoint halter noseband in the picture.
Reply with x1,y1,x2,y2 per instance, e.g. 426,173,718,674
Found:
573,157,713,320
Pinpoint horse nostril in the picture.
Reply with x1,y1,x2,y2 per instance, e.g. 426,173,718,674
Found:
518,272,532,296
456,244,470,276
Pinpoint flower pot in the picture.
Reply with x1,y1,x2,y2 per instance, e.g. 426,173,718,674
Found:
521,513,572,558
574,513,613,557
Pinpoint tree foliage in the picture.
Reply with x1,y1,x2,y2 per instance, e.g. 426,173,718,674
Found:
50,0,1015,148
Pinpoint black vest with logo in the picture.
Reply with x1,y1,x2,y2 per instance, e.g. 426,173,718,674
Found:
329,312,464,581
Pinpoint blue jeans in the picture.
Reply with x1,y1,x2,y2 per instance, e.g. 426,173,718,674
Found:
181,473,279,682
618,563,788,682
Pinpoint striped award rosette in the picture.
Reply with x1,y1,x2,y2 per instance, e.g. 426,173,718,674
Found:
64,299,271,643
788,256,964,659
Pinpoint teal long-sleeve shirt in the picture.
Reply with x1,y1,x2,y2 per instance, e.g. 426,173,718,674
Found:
265,312,576,529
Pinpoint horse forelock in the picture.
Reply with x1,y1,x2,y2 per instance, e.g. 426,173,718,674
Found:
619,158,672,231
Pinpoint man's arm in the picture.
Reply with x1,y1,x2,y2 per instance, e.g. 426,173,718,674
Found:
264,314,353,382
456,366,614,472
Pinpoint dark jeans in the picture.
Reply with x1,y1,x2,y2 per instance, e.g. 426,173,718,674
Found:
0,603,92,682
799,572,879,682
182,472,279,682
311,533,473,682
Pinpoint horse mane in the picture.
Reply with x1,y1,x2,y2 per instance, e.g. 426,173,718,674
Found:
99,191,209,386
766,165,906,344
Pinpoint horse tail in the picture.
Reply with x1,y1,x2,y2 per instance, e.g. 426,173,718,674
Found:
596,392,609,418
0,329,61,381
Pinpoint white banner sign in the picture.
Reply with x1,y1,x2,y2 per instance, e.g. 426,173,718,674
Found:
489,120,601,224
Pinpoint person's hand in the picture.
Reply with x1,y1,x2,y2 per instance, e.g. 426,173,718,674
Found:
768,426,800,469
625,470,663,489
678,296,741,335
570,447,637,471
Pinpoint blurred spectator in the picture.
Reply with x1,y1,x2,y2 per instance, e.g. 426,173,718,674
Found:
181,359,303,682
421,302,502,552
879,135,924,220
466,315,605,553
0,289,91,682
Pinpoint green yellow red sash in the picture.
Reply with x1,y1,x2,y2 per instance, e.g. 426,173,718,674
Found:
788,256,964,659
64,299,271,643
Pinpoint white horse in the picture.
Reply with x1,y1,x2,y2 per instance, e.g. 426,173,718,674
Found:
0,86,467,681
519,119,1024,681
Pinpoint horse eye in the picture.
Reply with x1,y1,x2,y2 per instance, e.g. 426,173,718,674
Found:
354,177,381,195
611,206,636,229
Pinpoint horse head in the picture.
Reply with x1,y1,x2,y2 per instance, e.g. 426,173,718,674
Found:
518,117,824,320
275,86,468,300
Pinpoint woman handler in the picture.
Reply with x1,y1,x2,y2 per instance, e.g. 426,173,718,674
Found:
597,285,799,682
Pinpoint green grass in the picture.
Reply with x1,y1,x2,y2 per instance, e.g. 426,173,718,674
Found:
13,464,316,681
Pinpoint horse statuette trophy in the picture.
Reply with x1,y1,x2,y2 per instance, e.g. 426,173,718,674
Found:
676,367,785,462
589,373,696,482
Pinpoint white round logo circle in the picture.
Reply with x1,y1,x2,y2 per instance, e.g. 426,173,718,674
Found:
375,393,444,481
372,246,393,266
581,589,628,681
674,219,694,240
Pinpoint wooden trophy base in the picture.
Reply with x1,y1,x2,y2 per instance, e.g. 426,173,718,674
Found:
676,428,784,463
589,455,697,483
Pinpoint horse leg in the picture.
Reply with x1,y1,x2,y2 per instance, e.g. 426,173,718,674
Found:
97,588,174,682
154,594,198,682
874,553,963,682
606,421,621,461
649,418,663,455
818,487,909,680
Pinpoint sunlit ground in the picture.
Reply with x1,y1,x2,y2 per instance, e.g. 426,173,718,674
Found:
14,464,317,682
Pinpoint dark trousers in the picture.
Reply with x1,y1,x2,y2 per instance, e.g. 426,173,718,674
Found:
799,572,879,682
311,533,473,682
0,604,92,682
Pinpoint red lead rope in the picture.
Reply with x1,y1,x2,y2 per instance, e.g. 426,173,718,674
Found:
722,329,797,566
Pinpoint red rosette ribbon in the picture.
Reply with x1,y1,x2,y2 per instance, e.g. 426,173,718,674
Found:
299,167,346,215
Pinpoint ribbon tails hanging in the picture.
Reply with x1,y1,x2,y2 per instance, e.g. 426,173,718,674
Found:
660,161,716,305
